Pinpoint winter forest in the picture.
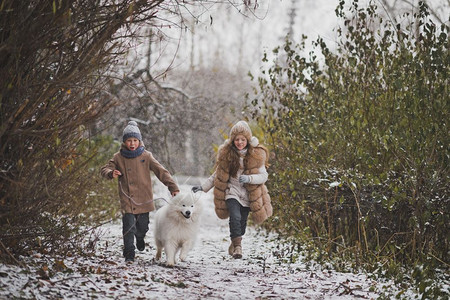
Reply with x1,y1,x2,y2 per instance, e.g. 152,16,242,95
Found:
0,0,449,299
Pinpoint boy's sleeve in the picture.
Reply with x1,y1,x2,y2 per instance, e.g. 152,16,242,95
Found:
148,154,179,193
100,158,116,179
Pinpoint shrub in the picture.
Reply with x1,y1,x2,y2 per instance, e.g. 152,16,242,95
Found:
0,0,177,262
249,0,448,275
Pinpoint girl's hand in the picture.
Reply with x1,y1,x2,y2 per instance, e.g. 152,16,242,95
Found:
112,170,122,178
191,186,202,193
239,175,251,184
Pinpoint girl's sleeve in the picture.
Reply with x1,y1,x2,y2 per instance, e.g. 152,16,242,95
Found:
201,171,216,192
248,165,268,185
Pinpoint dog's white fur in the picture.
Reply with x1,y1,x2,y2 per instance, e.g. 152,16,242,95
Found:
153,192,202,266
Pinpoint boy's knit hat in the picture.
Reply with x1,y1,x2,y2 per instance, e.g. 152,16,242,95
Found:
229,120,259,147
123,121,142,142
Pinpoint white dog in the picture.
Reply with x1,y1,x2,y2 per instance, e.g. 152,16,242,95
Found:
153,192,202,266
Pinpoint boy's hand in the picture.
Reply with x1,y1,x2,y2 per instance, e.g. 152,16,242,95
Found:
171,191,179,197
112,170,122,178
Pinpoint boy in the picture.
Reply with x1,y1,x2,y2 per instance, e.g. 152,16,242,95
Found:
101,121,179,262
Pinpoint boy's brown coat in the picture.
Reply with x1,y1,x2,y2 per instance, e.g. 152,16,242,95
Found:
101,150,179,214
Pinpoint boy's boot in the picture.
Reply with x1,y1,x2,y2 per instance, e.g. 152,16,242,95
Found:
231,237,242,259
136,238,145,251
123,249,135,263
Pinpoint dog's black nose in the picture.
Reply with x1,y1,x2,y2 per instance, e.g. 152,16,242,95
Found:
185,211,191,216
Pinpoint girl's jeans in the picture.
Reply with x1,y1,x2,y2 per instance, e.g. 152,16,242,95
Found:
226,198,250,239
122,212,149,259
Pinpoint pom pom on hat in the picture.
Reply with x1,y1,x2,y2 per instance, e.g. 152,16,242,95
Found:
250,136,259,147
123,120,142,142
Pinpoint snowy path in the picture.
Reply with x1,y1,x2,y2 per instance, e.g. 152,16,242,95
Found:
0,180,392,299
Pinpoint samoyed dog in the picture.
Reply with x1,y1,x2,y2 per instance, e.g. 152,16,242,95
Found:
153,192,202,266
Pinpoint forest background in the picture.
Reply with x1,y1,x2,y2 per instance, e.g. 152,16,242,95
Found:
0,0,448,298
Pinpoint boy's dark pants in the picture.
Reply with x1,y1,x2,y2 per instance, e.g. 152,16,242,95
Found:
226,198,250,239
122,212,149,259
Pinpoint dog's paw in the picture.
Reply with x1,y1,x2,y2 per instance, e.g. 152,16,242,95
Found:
155,250,162,261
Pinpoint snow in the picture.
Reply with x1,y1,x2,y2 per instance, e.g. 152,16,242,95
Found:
0,179,411,299
329,181,341,188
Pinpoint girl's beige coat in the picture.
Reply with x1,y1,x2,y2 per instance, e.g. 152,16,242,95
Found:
203,143,273,225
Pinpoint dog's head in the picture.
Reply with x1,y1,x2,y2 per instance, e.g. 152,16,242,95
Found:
170,192,201,220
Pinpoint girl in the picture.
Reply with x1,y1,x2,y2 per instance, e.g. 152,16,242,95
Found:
192,120,272,258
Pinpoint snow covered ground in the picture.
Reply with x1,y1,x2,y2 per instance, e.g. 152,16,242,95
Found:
0,178,414,299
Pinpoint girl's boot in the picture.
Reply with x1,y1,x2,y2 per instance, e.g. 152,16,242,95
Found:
231,237,242,259
228,240,234,256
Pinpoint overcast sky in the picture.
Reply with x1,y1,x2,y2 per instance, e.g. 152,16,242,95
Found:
131,0,448,78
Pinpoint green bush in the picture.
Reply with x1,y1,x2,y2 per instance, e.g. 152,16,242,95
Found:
249,0,448,279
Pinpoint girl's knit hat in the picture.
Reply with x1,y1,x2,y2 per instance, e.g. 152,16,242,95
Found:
229,120,259,147
123,121,142,142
